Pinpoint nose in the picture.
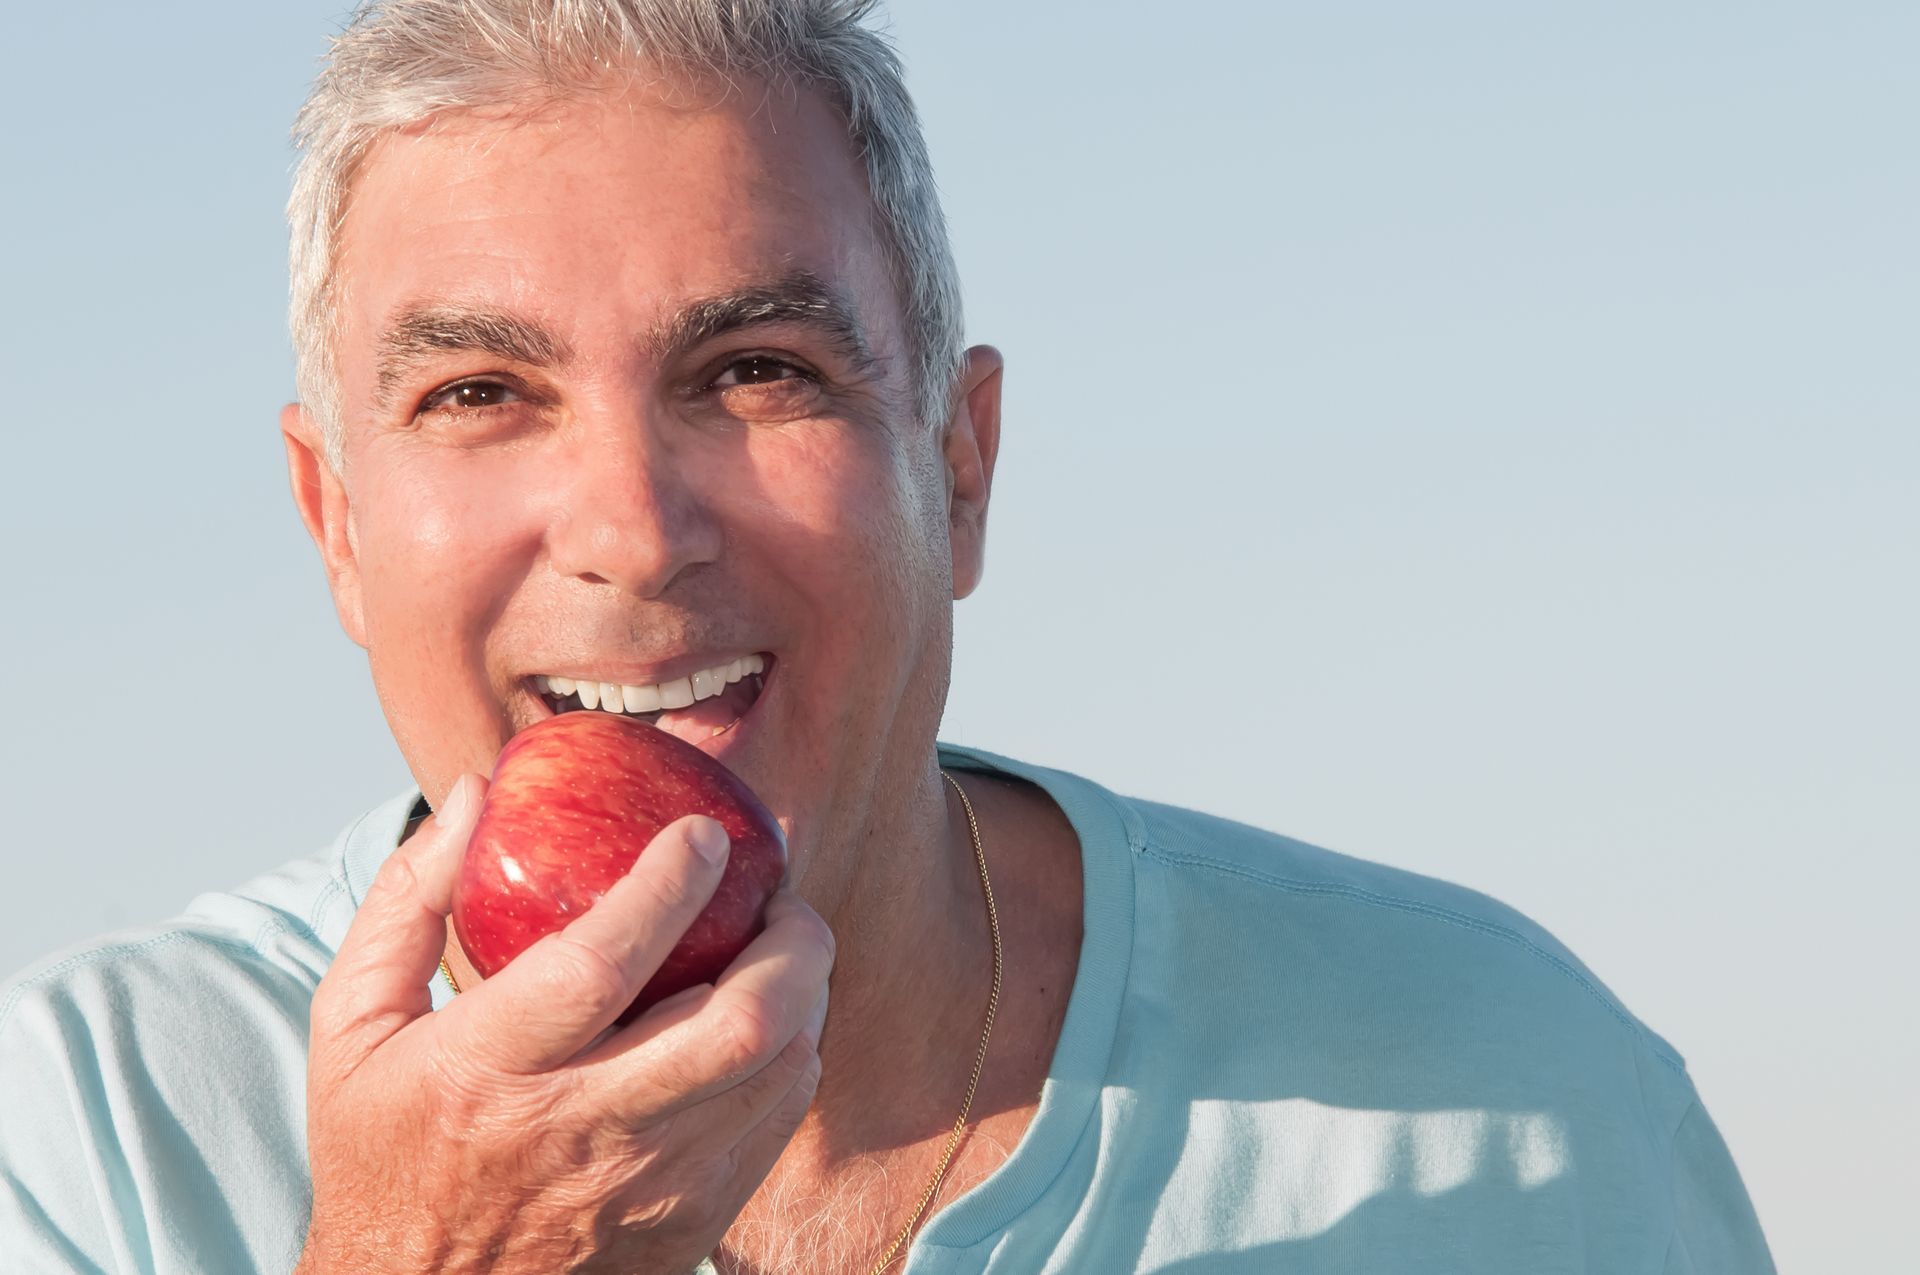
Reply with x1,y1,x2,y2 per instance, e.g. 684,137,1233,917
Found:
543,413,726,598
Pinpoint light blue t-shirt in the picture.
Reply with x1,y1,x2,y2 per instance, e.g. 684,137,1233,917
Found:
0,743,1774,1273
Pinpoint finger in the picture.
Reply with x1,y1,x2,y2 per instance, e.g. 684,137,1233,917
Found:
724,1042,824,1198
646,1015,822,1154
574,888,835,1115
571,925,828,1122
312,773,487,1070
804,981,829,1051
660,1038,821,1241
441,813,732,1075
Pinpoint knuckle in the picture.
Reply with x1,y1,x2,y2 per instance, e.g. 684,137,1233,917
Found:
530,933,633,1010
628,856,710,922
371,846,427,904
712,997,785,1076
547,932,630,988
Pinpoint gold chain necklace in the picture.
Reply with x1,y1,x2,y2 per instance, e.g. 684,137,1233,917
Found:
434,768,1004,1275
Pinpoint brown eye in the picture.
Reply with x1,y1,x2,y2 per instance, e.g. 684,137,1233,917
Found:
423,379,519,412
711,356,810,388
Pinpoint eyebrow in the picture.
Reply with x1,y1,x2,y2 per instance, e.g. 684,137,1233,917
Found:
372,269,881,410
374,307,567,407
645,269,879,372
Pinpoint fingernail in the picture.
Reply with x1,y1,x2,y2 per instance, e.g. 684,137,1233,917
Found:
688,817,730,866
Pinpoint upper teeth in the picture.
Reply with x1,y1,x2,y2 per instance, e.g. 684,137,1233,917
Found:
536,654,766,714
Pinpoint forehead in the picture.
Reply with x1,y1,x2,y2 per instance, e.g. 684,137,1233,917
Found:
333,74,895,369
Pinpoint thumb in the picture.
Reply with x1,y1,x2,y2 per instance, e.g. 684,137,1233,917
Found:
311,773,488,1074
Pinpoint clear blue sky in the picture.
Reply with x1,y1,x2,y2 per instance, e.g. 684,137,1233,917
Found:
2,2,1913,1267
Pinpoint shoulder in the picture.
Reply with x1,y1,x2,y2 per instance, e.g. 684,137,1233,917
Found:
936,749,1754,1260
0,916,323,1274
941,746,1684,1081
0,914,324,1270
0,783,425,1032
0,783,430,1066
1120,799,1776,1269
0,830,353,1042
0,824,356,1131
0,892,326,1055
1128,794,1685,1063
1114,792,1698,1135
0,788,421,1272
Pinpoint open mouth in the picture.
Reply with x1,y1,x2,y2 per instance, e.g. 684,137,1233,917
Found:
530,653,774,750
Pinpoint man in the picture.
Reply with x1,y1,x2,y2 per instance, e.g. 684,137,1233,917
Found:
0,1,1775,1271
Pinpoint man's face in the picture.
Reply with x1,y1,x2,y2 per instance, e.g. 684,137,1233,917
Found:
283,76,997,878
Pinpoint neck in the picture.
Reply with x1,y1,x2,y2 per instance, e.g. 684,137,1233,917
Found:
793,759,998,1168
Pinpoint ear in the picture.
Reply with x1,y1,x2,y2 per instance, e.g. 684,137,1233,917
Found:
281,403,368,649
943,345,1004,600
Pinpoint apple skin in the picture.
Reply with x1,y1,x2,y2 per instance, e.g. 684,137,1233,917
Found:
451,711,787,1026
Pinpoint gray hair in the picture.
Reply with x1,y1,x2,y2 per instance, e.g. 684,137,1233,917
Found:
288,0,965,475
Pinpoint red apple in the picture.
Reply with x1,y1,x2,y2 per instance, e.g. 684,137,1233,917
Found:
451,711,787,1026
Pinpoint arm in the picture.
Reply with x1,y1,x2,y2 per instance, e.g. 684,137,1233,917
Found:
1663,1093,1777,1274
0,975,158,1274
0,1132,117,1275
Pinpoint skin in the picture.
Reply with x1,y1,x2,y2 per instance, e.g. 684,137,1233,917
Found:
283,71,1083,1269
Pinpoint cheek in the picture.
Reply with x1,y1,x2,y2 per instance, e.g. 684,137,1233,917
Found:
354,452,536,660
745,431,952,718
742,427,940,587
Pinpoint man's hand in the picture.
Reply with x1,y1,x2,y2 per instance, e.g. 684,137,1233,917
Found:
296,772,833,1274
